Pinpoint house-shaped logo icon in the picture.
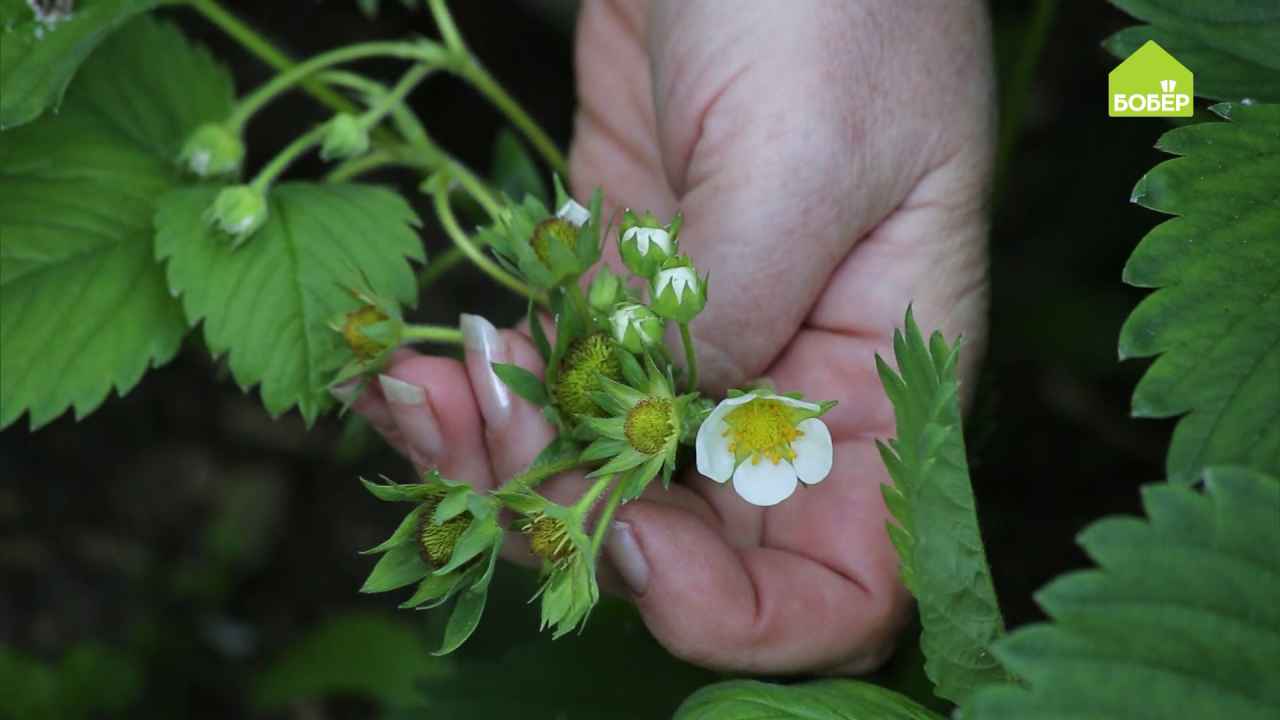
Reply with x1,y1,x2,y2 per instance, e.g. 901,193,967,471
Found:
1108,40,1194,117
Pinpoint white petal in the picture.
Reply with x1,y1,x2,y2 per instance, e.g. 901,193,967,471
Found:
696,417,735,483
732,460,798,507
791,418,833,485
556,199,590,227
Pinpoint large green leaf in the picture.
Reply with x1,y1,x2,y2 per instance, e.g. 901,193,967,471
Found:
1119,103,1280,483
253,612,448,711
1107,1,1280,87
154,182,423,423
0,0,160,128
0,15,233,429
965,467,1280,719
875,308,1007,706
674,680,944,720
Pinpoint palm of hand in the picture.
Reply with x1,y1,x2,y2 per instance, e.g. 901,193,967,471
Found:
357,0,992,674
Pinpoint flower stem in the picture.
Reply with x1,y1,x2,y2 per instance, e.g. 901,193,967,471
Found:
249,125,327,191
589,476,626,558
225,41,443,132
188,0,358,118
679,322,699,391
402,323,463,345
430,180,544,303
502,455,586,493
319,71,429,144
325,148,399,183
574,474,615,517
425,0,566,175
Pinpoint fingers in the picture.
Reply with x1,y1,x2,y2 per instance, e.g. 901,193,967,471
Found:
606,441,911,674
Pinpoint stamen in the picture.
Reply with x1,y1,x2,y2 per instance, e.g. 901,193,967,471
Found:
722,399,804,465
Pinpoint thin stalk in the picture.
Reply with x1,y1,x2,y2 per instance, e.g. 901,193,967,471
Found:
188,0,358,117
431,181,543,303
679,322,699,391
402,323,463,345
325,148,399,183
501,455,586,493
250,125,327,191
225,41,440,132
427,0,466,54
589,476,626,557
320,70,429,144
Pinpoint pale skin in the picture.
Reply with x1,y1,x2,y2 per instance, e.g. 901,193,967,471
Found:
349,0,994,674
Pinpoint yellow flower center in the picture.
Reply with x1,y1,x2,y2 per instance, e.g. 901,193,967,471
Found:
625,398,674,454
416,498,470,568
524,515,573,563
530,218,578,266
722,398,803,465
554,333,621,418
342,304,389,360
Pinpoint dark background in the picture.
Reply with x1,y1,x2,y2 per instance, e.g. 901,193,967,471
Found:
0,1,1180,717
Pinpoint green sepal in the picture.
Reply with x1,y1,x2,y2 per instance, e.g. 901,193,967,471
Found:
493,488,548,516
619,454,665,502
359,476,439,503
616,347,647,388
360,505,425,555
527,299,551,362
581,437,626,462
360,543,429,593
399,570,465,610
587,447,651,478
433,487,471,524
433,514,501,576
596,374,648,408
577,416,627,442
491,362,549,406
434,537,503,655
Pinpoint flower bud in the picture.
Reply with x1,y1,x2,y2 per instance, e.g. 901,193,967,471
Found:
588,266,624,314
556,198,591,228
205,185,268,245
320,113,370,161
610,303,663,353
649,260,706,323
523,515,573,563
417,502,471,568
178,123,244,177
619,210,680,278
554,333,621,418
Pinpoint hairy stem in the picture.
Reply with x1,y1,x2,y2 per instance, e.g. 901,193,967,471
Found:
402,323,464,345
501,455,586,493
250,125,326,191
679,322,699,391
589,476,626,558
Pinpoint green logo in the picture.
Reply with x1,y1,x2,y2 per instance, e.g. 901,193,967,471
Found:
1108,40,1193,117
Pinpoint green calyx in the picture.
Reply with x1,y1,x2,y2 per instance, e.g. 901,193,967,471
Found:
179,122,245,177
342,304,392,360
554,333,621,418
205,184,268,246
320,113,371,161
625,398,674,454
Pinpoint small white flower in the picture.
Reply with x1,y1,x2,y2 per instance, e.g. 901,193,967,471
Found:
695,392,833,506
610,303,662,351
654,266,698,302
556,199,591,228
621,226,673,256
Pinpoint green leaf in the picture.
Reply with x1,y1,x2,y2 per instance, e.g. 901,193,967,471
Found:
0,0,161,128
492,128,548,204
965,468,1280,719
154,182,423,424
360,543,429,593
1119,103,1280,483
674,679,945,720
492,361,549,406
1104,25,1280,103
253,611,447,711
0,15,234,429
435,539,503,655
1107,1,1280,98
876,307,1007,706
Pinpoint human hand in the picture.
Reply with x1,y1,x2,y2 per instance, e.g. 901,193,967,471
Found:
349,0,993,675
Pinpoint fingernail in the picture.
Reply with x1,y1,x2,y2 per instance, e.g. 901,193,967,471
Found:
329,380,361,406
378,375,446,464
378,374,425,405
606,522,649,597
460,313,511,427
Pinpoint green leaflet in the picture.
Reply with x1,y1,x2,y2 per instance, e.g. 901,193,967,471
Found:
0,15,234,429
154,183,424,425
0,0,160,128
1108,0,1280,80
674,679,944,720
965,468,1280,719
1120,103,1280,483
875,308,1007,706
252,611,448,711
